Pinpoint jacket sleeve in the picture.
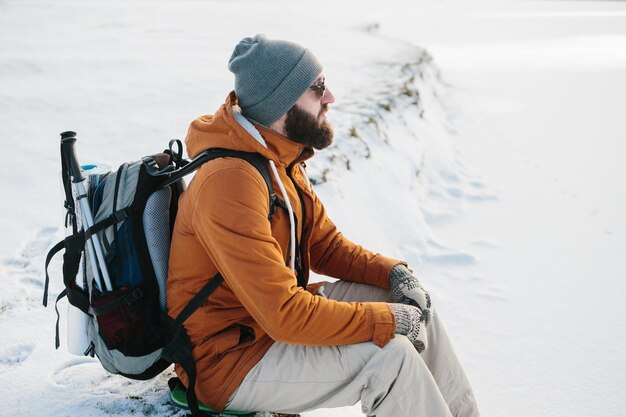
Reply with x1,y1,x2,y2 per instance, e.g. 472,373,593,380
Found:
307,187,404,289
191,162,395,347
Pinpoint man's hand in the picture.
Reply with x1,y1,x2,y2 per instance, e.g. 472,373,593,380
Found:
389,303,428,353
389,264,432,326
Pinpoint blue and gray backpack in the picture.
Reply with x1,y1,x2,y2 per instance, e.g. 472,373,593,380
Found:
43,132,277,416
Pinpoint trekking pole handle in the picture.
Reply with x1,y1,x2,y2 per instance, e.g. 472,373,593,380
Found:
60,131,86,183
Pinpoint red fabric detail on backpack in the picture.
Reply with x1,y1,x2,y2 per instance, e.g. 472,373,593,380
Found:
92,287,148,353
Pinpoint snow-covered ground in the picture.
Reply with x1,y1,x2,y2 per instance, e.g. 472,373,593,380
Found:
1,1,625,416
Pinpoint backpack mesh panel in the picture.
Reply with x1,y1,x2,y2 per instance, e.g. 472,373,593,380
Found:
143,186,172,312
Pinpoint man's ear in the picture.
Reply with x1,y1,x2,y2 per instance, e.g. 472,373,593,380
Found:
268,112,288,136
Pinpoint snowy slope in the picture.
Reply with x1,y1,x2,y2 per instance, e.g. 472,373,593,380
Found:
376,2,626,417
1,1,625,417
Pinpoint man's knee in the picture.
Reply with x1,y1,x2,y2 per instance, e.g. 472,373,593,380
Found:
386,334,414,350
382,335,424,366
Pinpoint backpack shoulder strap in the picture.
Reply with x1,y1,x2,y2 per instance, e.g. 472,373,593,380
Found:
187,148,278,219
202,148,274,193
157,148,278,220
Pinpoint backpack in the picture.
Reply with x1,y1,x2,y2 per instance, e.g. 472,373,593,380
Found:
43,131,278,416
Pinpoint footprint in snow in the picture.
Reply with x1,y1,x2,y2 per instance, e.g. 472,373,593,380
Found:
1,227,63,308
2,228,60,274
0,344,34,368
19,276,44,288
1,257,29,269
50,357,110,387
20,227,59,258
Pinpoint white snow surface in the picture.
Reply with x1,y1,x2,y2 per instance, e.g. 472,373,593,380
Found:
1,1,625,416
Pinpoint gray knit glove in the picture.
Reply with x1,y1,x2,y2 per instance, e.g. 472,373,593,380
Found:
389,264,432,326
389,303,428,353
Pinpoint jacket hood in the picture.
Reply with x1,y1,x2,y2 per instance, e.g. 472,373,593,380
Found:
185,92,314,166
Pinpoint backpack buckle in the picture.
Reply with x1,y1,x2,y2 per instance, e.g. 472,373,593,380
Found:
110,208,130,224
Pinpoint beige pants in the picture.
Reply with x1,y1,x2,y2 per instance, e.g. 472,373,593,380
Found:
227,281,479,417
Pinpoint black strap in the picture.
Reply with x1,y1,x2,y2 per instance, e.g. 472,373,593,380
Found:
43,240,66,307
83,208,131,240
172,273,224,330
168,139,186,169
61,234,86,292
158,149,276,217
52,289,91,350
200,149,281,221
44,233,90,314
181,348,202,416
91,286,144,316
152,148,277,226
221,150,274,197
167,378,211,417
54,289,68,349
269,194,288,221
43,232,91,349
55,135,80,312
295,258,307,289
163,331,204,416
160,273,224,417
112,164,124,211
60,141,78,234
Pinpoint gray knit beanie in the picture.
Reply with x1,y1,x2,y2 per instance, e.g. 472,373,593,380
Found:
228,34,323,126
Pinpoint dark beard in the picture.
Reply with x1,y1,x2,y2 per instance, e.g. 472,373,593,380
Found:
284,104,334,150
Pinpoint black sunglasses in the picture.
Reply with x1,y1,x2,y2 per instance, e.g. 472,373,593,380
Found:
309,81,326,99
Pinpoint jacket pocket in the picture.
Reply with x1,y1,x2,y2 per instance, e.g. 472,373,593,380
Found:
215,324,256,360
199,324,257,362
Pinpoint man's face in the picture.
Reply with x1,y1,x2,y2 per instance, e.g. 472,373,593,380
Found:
284,75,335,150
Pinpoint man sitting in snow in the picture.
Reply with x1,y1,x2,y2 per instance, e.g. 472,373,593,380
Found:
167,34,479,417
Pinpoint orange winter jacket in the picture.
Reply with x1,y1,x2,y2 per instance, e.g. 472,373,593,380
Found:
167,92,402,411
